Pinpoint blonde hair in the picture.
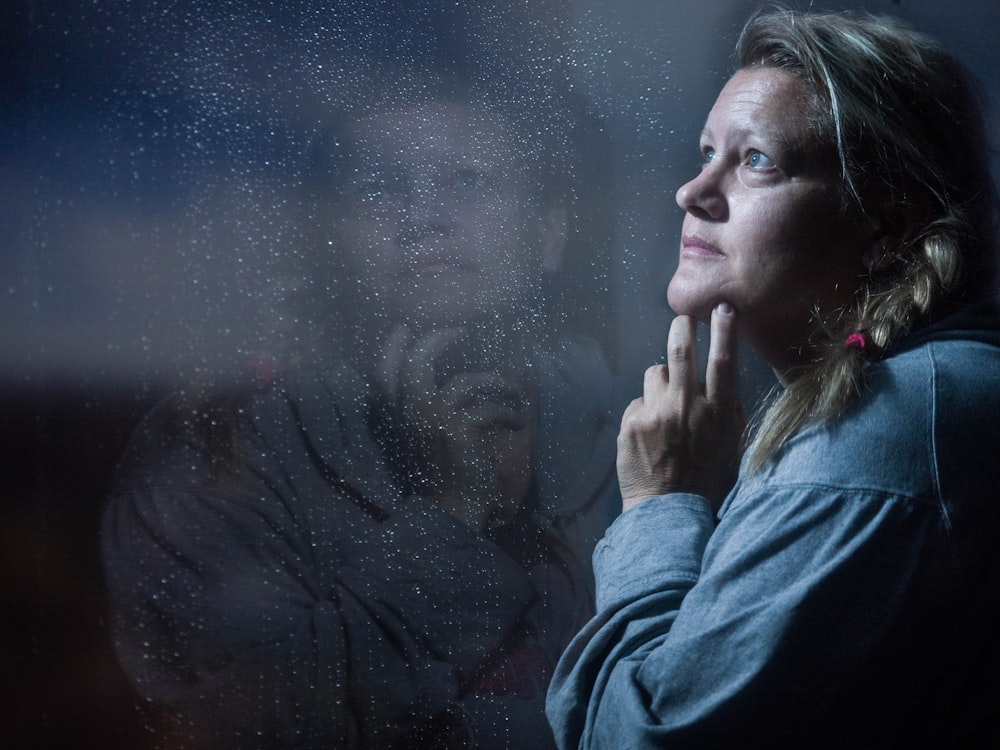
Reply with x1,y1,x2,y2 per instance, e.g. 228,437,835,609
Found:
737,8,998,474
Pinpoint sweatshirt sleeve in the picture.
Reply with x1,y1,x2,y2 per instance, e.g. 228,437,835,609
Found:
545,482,949,749
102,449,538,749
545,493,714,749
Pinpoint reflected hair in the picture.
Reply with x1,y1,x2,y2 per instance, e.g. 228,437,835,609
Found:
303,61,580,207
737,7,999,474
292,54,614,362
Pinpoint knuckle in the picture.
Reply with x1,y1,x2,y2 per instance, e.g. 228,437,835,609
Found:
619,408,641,433
708,348,734,370
666,340,689,363
644,364,667,381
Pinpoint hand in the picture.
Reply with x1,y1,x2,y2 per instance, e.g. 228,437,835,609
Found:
617,304,746,513
378,324,534,532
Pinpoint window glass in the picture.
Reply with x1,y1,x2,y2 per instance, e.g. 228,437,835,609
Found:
5,1,998,746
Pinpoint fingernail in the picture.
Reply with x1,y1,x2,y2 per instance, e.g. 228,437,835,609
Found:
716,302,733,315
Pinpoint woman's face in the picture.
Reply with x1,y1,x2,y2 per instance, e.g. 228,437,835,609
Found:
668,66,876,379
331,101,558,333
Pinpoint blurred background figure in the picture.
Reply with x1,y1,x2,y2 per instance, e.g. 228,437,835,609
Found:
101,3,621,748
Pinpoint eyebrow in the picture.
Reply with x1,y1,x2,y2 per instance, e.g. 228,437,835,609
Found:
699,122,807,158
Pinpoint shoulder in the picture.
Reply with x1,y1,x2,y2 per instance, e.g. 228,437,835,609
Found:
111,363,366,493
109,384,274,495
753,331,1000,504
874,325,1000,473
895,293,1000,420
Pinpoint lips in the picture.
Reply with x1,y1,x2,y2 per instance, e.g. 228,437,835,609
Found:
680,234,724,257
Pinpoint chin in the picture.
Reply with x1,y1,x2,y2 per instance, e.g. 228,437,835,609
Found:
666,277,715,323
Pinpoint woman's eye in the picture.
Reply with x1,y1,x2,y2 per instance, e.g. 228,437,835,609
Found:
746,150,775,169
701,148,716,165
349,175,395,204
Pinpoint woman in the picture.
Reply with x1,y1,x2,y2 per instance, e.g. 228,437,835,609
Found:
102,55,621,749
547,8,1000,748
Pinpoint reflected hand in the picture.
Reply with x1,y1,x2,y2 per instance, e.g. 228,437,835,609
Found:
378,324,533,532
617,304,746,513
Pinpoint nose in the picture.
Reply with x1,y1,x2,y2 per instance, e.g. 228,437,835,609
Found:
675,166,727,221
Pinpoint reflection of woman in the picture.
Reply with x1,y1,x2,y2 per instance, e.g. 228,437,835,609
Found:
547,8,1000,748
102,61,620,748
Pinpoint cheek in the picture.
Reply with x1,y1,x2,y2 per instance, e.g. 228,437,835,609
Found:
335,219,400,276
472,207,542,267
471,200,529,234
788,207,867,275
763,231,866,316
752,189,857,265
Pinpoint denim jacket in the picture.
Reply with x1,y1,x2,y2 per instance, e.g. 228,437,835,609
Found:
546,296,1000,748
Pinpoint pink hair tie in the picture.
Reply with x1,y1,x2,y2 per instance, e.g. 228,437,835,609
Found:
844,332,872,353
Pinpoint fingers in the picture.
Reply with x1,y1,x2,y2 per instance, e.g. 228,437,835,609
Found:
641,363,668,401
377,324,412,399
635,315,697,408
665,314,698,397
706,302,739,405
659,306,739,405
616,305,744,511
382,325,529,437
387,326,467,398
439,372,530,431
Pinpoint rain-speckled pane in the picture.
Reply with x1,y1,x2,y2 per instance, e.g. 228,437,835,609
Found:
5,1,1000,747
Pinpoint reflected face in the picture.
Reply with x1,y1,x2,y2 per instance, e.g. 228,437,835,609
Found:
332,101,551,331
668,67,874,376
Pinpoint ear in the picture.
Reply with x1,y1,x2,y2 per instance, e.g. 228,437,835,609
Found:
861,232,894,273
540,204,568,273
862,197,926,272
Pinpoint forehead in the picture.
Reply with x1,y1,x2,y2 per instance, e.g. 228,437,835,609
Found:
705,67,821,149
351,101,516,164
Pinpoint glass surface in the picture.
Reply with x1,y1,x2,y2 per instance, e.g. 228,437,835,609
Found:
4,1,999,746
